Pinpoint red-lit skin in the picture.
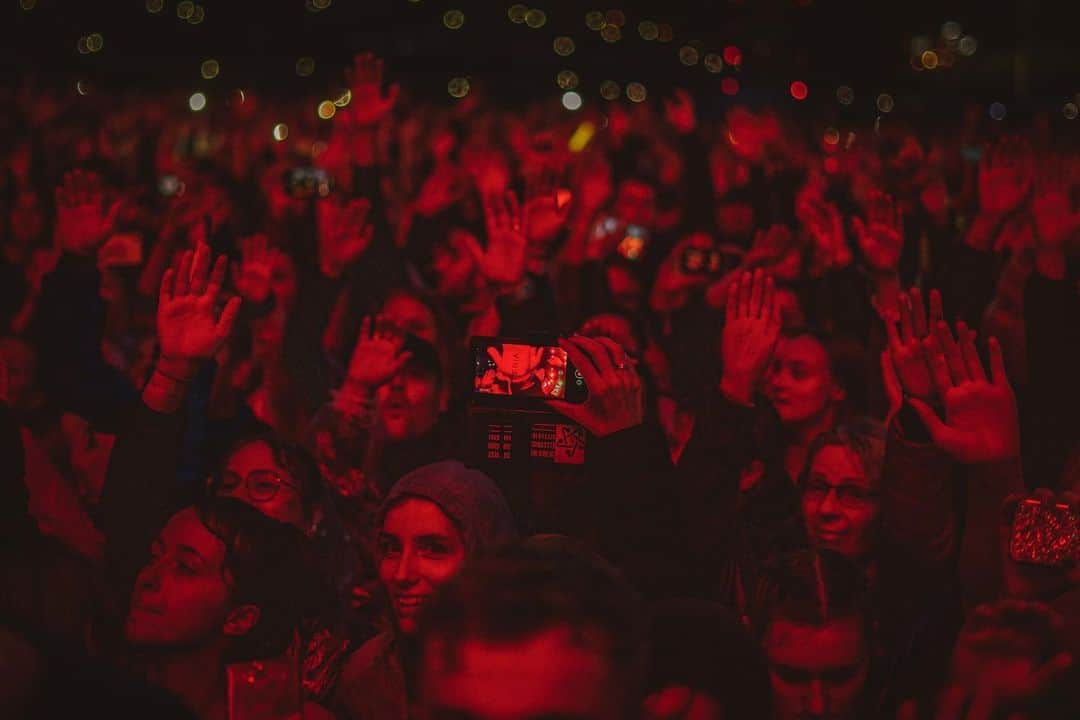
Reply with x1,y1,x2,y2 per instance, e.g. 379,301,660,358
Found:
381,291,439,345
269,251,298,312
421,625,622,720
376,364,442,442
431,228,492,313
764,617,868,720
612,178,658,230
802,445,880,558
643,686,724,720
377,498,467,636
214,439,306,530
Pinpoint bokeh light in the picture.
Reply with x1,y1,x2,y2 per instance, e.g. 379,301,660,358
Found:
443,10,465,30
312,0,332,9
722,46,742,67
638,21,659,41
145,0,164,13
189,4,205,24
790,81,808,101
19,0,36,9
704,54,723,73
272,123,289,142
824,127,840,145
317,100,336,120
333,89,352,107
525,9,547,28
989,102,1006,121
553,36,575,56
601,25,621,43
200,59,220,80
585,11,605,31
1064,103,1079,120
958,36,977,56
626,82,647,103
605,10,626,27
679,46,700,66
657,24,673,42
188,92,207,112
177,0,194,20
557,70,579,90
296,57,315,77
911,36,932,57
448,76,470,98
600,80,621,100
75,80,90,96
876,93,895,113
508,4,527,24
76,37,90,55
562,91,583,111
836,85,854,105
921,50,939,69
721,77,740,96
86,33,104,53
941,21,963,41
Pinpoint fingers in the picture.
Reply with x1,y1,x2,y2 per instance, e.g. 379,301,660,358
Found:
738,270,753,318
214,296,242,340
174,249,193,296
958,323,986,383
159,268,175,304
725,280,738,323
923,333,954,393
937,320,967,385
749,268,765,317
761,275,775,321
205,255,228,300
189,242,211,295
880,349,903,410
909,397,963,462
928,288,944,327
574,334,616,377
910,287,928,338
987,336,1007,387
898,291,915,344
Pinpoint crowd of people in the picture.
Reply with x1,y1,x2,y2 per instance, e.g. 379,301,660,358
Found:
1,51,1078,719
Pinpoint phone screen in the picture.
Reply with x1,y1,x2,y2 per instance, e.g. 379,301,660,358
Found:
473,340,587,402
1009,499,1080,567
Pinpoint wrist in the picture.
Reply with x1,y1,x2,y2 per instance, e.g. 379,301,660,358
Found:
155,355,199,383
719,373,756,406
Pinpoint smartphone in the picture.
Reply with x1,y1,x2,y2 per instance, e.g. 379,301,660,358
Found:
158,174,183,197
285,166,332,199
226,657,301,720
472,337,587,403
1009,498,1080,567
616,224,649,262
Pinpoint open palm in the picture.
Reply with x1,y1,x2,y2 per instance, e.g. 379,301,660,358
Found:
157,244,241,365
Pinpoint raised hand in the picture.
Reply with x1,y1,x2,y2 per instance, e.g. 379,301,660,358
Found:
53,170,121,255
852,190,903,272
231,234,276,303
345,316,412,389
463,190,527,289
796,188,850,271
978,137,1034,217
316,196,374,277
1032,156,1080,249
523,170,572,247
883,287,941,402
413,163,466,217
719,269,782,404
340,52,399,128
663,88,697,135
909,322,1020,463
157,243,241,378
549,335,643,437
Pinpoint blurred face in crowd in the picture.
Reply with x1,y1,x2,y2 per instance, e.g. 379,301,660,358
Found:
216,440,306,530
382,292,439,346
802,445,880,558
126,508,243,648
764,335,843,427
764,617,868,720
421,625,622,720
432,229,481,301
376,363,442,442
378,498,466,636
613,179,657,230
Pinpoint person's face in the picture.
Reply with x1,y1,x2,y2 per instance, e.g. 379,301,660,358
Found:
376,365,442,442
802,446,880,558
125,508,232,647
216,440,306,530
251,307,287,361
764,336,842,426
421,625,622,720
378,498,466,636
432,229,480,299
614,180,657,229
764,617,868,720
382,293,439,346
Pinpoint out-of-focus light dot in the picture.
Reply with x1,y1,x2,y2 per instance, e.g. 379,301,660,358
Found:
76,80,90,96
836,85,854,105
600,80,621,100
722,46,742,67
200,59,220,80
87,33,104,52
19,0,36,9
941,21,963,41
679,46,700,66
272,123,289,142
317,100,336,120
145,0,164,13
188,92,207,112
605,10,626,27
189,4,205,24
296,57,315,77
910,56,925,72
704,54,723,73
958,35,977,56
638,21,659,40
177,0,194,20
585,11,605,31
334,89,352,107
554,36,575,56
233,89,247,105
312,0,332,9
311,141,327,158
448,76,470,98
76,37,90,55
939,49,955,67
443,10,464,30
626,82,647,103
921,50,939,69
601,25,621,43
876,93,895,113
562,91,583,111
911,35,932,57
557,70,579,90
790,81,808,101
824,127,840,145
1064,103,1079,120
657,23,673,42
989,102,1007,121
508,4,528,23
525,9,546,28
721,77,740,95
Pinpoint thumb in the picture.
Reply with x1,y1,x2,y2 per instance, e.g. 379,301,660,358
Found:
907,398,955,450
460,233,486,266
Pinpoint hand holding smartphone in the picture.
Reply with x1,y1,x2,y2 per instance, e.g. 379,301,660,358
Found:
472,337,588,404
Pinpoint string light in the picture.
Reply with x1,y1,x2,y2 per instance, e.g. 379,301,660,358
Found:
524,9,546,28
585,11,605,31
704,54,723,73
553,37,575,56
333,89,352,107
443,10,465,30
562,91,583,111
941,21,963,41
188,92,207,112
679,46,700,66
189,4,205,24
626,82,647,103
508,5,527,24
824,127,840,145
921,50,939,69
317,100,336,120
556,70,579,90
272,123,289,142
177,1,194,20
600,25,621,43
447,77,470,98
638,21,659,40
957,36,977,56
201,59,220,80
600,80,621,100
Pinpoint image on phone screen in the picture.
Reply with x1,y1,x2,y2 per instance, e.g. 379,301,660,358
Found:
473,340,586,402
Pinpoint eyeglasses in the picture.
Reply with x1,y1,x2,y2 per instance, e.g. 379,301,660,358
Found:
216,469,300,502
803,479,879,508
